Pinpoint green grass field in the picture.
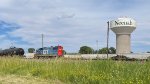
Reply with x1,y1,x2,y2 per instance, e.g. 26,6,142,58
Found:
0,56,149,84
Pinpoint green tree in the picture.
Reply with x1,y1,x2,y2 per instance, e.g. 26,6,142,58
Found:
99,47,116,54
79,46,93,54
28,48,35,53
63,50,67,54
99,47,108,54
109,47,116,54
94,50,98,54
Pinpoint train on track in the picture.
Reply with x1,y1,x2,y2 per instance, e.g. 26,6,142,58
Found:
0,47,24,56
34,45,63,58
64,54,150,61
1,45,149,61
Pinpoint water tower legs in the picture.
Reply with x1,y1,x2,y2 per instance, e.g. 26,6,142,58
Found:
116,34,131,55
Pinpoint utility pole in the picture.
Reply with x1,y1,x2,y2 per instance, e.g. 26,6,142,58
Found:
107,21,110,60
42,34,44,55
96,40,98,56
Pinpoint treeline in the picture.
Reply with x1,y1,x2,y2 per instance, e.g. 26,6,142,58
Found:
79,46,116,54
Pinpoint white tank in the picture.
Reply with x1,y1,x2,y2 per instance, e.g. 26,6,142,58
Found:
110,17,136,55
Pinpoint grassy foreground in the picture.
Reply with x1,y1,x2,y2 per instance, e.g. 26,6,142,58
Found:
0,57,149,84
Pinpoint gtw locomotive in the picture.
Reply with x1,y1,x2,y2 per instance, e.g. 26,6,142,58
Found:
35,46,63,58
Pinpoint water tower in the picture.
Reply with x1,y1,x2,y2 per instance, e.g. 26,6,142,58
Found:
110,17,136,55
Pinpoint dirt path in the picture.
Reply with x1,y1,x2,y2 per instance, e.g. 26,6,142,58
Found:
0,75,64,84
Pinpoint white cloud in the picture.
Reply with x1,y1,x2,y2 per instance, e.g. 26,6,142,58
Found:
0,0,12,7
0,0,150,52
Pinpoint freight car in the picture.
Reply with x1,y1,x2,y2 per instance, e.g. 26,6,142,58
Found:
35,45,63,58
110,55,145,61
0,47,24,56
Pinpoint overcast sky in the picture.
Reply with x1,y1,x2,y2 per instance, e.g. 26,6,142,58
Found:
0,0,150,53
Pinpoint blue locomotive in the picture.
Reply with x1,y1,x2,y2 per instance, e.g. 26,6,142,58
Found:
36,46,63,57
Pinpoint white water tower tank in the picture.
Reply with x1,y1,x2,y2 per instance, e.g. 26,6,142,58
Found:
110,17,136,55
